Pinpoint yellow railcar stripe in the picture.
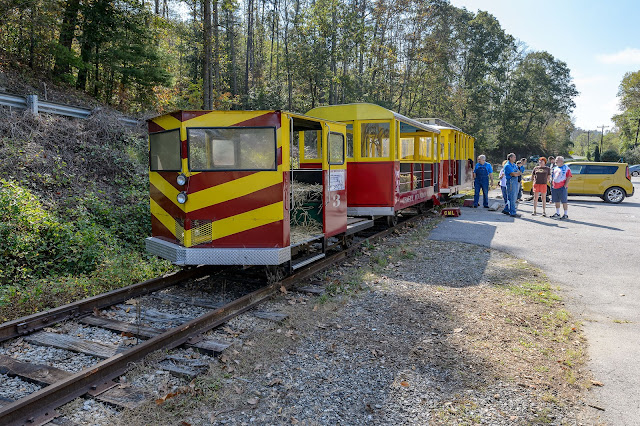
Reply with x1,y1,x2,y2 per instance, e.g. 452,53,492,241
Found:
152,115,184,140
212,202,283,241
183,111,269,129
149,173,185,212
187,172,283,213
150,199,177,237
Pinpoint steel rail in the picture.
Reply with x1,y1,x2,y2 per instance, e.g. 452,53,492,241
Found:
0,266,216,343
0,214,426,426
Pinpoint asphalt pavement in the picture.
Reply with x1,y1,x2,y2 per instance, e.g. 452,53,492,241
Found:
429,178,640,425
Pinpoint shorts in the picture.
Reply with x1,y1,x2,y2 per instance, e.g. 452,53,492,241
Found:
533,184,548,194
551,186,568,203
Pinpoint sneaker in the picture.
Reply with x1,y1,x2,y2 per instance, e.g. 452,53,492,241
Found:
502,210,510,215
550,213,561,219
531,212,537,216
510,214,521,218
542,212,547,217
473,205,478,208
561,214,568,220
483,205,490,208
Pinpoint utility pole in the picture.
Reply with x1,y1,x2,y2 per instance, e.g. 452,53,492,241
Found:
587,130,590,154
598,125,609,153
635,117,640,148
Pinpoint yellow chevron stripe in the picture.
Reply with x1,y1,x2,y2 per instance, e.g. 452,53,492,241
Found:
212,202,283,241
149,173,186,212
152,115,184,140
150,198,177,237
186,172,283,213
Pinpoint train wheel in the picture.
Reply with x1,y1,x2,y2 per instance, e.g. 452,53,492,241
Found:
386,214,398,227
265,265,288,284
341,235,354,250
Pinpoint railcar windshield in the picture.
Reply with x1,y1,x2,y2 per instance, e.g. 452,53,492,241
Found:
187,127,277,171
361,122,390,158
149,129,181,171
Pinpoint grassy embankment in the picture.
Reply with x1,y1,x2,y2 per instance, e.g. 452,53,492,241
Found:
0,110,174,321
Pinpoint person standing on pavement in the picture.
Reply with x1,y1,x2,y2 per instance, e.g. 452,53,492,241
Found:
473,155,494,208
550,156,572,219
531,157,551,216
498,160,509,212
501,153,522,218
546,156,556,202
517,158,527,200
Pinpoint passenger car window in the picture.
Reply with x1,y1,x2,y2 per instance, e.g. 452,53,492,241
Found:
303,130,321,159
188,127,276,171
585,165,618,175
346,124,354,158
400,138,414,160
567,164,584,174
149,129,181,171
360,122,390,158
328,132,345,165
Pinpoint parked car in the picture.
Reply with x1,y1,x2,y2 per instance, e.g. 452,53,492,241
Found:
630,164,640,177
522,162,634,203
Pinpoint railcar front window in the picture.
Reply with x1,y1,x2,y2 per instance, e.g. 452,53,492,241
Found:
149,129,181,171
361,122,390,158
188,127,276,171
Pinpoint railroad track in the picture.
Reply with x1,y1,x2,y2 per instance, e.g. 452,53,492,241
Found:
0,212,430,426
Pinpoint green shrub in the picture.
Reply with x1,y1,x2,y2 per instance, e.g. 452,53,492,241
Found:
600,149,620,162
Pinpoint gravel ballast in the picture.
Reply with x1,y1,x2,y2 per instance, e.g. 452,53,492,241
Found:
79,218,593,424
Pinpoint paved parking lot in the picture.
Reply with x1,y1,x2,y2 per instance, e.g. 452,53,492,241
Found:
429,178,640,425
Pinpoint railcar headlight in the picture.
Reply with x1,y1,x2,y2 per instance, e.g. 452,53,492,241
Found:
177,191,188,204
176,173,187,186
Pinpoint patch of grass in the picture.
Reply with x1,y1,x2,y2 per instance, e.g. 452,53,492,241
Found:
506,280,561,305
613,319,632,324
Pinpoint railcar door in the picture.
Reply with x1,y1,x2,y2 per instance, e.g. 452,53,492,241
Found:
323,125,348,238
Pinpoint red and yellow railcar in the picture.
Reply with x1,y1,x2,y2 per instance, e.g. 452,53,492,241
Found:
414,118,475,196
306,103,442,223
145,110,365,267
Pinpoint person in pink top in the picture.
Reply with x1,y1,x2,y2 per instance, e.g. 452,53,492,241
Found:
550,156,572,219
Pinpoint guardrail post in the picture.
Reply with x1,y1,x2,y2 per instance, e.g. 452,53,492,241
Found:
26,95,38,114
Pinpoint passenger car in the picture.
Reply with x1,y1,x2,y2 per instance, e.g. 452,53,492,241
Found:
630,164,640,177
522,162,634,203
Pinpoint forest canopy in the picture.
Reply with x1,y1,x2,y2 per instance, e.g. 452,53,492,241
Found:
1,0,579,157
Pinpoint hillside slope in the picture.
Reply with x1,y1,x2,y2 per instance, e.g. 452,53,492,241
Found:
0,94,172,321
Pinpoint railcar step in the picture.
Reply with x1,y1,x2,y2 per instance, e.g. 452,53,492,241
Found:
291,253,326,270
252,311,289,322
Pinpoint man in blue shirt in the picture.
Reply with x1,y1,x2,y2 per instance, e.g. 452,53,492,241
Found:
473,155,494,208
501,153,522,217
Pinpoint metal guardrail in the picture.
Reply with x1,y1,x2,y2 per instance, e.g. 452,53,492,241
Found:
0,93,140,126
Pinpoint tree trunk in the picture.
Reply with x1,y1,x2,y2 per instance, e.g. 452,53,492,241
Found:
329,7,337,105
54,0,81,75
244,0,254,102
213,0,220,107
203,0,213,109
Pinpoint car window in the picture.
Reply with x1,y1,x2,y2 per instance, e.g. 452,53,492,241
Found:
568,164,584,174
584,165,618,175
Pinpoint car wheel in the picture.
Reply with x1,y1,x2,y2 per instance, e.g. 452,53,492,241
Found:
632,171,640,177
604,187,625,204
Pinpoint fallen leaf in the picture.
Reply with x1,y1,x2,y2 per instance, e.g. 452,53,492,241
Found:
453,328,463,333
280,285,287,294
313,305,318,312
253,363,263,371
247,397,259,405
591,380,604,387
125,308,131,313
233,385,243,394
267,378,282,386
400,381,409,387
181,422,191,426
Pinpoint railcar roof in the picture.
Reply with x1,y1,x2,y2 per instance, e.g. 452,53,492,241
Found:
306,103,441,134
413,118,462,132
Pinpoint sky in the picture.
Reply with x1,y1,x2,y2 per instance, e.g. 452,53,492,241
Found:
449,0,640,131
